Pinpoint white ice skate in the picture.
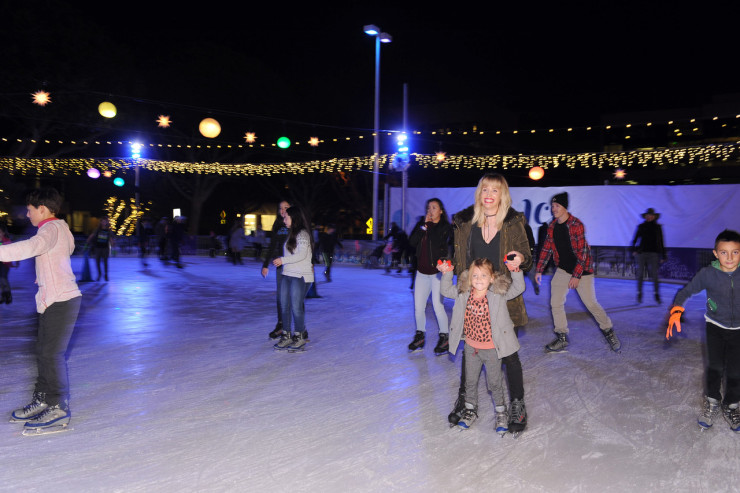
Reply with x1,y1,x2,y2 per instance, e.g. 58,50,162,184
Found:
22,405,72,437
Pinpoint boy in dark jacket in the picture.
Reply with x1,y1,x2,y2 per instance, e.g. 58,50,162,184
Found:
667,229,740,432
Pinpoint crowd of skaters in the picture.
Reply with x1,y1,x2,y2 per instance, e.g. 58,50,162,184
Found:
0,179,738,438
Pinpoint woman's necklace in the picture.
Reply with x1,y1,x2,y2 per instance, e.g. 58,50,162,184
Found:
483,213,497,242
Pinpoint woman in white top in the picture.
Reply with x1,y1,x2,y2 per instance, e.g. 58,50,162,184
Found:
272,206,314,351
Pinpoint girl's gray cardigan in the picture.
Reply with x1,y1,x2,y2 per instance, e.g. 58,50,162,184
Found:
440,269,525,359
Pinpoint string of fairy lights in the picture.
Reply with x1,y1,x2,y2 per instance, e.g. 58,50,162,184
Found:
1,143,738,177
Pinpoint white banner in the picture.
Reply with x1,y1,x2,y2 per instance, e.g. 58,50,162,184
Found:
389,184,740,249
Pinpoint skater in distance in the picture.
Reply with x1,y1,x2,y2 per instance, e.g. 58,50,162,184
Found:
272,206,314,352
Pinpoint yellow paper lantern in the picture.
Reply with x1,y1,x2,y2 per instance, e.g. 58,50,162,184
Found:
199,118,221,138
98,101,117,118
528,166,545,180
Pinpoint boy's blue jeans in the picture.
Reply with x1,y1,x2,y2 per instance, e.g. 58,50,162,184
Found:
36,296,82,407
279,275,308,335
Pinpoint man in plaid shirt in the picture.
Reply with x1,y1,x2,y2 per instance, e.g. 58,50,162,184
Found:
535,192,621,353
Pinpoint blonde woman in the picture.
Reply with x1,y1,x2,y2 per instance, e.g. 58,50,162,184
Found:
449,173,532,435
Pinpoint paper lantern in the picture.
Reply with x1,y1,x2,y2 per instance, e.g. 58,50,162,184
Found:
529,166,545,181
277,136,291,149
98,102,117,118
199,118,221,138
86,168,100,179
113,177,125,187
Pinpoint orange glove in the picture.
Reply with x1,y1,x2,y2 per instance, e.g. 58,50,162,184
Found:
666,306,685,340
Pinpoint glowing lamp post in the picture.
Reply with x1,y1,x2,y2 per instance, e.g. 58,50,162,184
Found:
364,24,392,240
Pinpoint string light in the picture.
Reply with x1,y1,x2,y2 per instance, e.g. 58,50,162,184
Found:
0,143,737,177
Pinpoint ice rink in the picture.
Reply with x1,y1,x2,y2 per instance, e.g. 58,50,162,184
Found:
1,255,738,492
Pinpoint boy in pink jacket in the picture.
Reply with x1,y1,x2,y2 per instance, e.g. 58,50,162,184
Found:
0,188,82,435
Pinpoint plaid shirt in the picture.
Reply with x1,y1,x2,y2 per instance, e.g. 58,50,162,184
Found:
535,214,592,279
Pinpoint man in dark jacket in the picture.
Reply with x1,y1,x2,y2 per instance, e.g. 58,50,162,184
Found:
631,208,666,304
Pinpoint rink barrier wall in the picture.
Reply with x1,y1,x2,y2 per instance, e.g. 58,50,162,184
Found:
6,233,708,284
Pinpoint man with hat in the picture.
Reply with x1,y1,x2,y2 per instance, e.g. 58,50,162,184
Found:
631,208,666,304
535,192,621,353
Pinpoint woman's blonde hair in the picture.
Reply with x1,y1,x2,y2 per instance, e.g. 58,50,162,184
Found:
472,173,512,230
457,258,495,293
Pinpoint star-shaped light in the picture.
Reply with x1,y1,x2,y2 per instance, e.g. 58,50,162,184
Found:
308,137,319,147
244,132,256,143
31,91,51,106
613,168,626,179
156,115,172,128
435,152,446,162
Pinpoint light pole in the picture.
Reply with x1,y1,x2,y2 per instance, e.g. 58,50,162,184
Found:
363,24,391,241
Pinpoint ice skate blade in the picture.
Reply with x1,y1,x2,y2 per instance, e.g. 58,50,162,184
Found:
22,424,71,436
287,347,306,353
433,351,449,356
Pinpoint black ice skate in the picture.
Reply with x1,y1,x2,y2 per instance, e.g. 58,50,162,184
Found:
269,322,283,339
408,331,425,352
448,392,466,426
508,398,527,437
433,334,449,355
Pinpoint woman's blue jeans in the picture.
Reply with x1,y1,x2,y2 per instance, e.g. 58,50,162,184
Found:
279,275,308,335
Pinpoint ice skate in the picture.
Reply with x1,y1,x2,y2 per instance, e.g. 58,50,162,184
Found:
273,332,293,350
10,391,47,423
448,392,466,426
287,332,307,353
602,328,621,352
508,398,527,437
433,333,449,355
22,404,71,436
545,333,568,352
698,396,720,431
494,406,509,436
722,402,740,432
457,403,478,429
268,322,283,339
408,330,425,352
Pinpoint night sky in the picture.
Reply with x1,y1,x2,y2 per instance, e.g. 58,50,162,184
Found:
5,1,738,146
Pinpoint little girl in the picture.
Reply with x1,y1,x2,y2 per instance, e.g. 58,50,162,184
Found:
439,255,524,434
272,206,314,352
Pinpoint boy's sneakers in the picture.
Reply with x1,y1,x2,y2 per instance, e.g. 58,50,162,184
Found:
508,398,527,434
494,406,509,435
408,331,425,352
10,391,48,422
722,402,740,432
458,403,478,429
24,404,71,431
602,328,621,352
273,332,293,350
698,396,721,429
545,333,568,352
433,334,449,355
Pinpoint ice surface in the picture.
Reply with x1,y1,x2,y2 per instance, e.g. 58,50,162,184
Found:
1,256,738,492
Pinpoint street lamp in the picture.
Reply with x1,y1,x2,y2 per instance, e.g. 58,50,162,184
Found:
364,24,392,241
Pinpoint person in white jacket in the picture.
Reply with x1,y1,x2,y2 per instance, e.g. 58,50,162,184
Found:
0,188,82,435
